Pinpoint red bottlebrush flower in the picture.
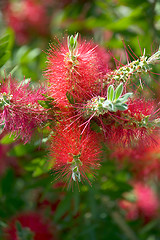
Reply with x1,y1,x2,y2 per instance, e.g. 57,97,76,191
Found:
45,35,110,108
50,121,101,186
4,212,55,240
0,76,48,143
125,98,155,121
3,0,49,45
105,98,159,147
119,183,159,222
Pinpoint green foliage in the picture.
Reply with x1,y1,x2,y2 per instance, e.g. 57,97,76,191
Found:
105,83,132,112
0,29,14,68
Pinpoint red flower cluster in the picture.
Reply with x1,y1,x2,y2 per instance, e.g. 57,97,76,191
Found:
104,98,159,147
3,0,49,45
0,76,48,143
50,120,101,186
4,212,54,240
45,36,110,108
1,33,160,186
44,34,160,185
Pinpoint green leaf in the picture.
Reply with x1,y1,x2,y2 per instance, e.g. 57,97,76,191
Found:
14,46,41,65
114,83,123,100
119,92,133,103
0,133,16,144
74,33,79,43
107,85,114,101
54,194,72,222
0,29,14,68
68,33,79,51
105,4,146,31
115,103,128,111
70,35,75,49
0,51,11,68
9,143,35,157
38,99,53,109
24,158,51,177
108,103,116,112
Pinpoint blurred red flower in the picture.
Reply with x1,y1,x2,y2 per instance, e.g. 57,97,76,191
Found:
119,182,159,222
3,0,49,45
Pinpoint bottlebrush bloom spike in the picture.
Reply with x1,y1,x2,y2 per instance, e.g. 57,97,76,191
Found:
45,34,110,108
103,98,160,147
76,85,159,147
50,121,101,186
4,212,55,240
0,76,48,143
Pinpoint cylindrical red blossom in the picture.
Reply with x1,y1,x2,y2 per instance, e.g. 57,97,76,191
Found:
45,36,110,108
125,98,155,121
4,212,55,240
50,120,101,186
103,98,160,147
119,182,159,222
0,76,49,143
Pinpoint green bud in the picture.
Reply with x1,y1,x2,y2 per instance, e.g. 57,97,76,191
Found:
68,33,79,52
72,167,81,182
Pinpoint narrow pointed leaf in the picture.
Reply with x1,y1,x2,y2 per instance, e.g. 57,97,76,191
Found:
107,85,114,101
114,83,123,100
120,92,133,103
115,103,128,111
70,35,74,49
